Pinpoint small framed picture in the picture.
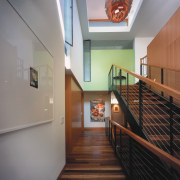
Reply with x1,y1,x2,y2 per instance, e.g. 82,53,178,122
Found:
114,105,119,113
30,67,38,89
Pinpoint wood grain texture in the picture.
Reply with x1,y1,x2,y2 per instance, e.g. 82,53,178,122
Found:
59,129,126,180
65,75,83,154
147,8,180,98
109,119,180,172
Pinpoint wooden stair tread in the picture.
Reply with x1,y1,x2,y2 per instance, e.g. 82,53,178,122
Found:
129,101,167,105
149,135,180,141
122,93,154,96
59,130,126,180
143,123,180,126
61,174,126,179
124,96,160,100
65,164,123,171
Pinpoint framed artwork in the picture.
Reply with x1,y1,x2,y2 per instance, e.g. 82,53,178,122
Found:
114,105,119,113
90,99,105,122
30,67,38,88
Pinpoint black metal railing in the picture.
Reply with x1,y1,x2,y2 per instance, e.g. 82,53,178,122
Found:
108,64,180,160
140,57,180,97
105,118,180,180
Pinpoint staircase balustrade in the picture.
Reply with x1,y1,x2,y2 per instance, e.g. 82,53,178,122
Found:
105,118,180,179
108,64,180,160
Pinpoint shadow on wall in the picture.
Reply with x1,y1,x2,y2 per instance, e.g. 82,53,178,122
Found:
111,104,125,126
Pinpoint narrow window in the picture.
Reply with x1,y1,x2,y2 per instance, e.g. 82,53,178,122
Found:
64,0,73,46
83,40,91,82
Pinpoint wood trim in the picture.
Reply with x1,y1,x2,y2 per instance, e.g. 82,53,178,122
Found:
113,64,180,99
109,119,180,172
140,55,147,64
88,18,128,25
140,55,147,60
66,69,83,91
65,75,72,155
65,74,84,156
141,63,180,73
81,92,84,129
84,91,109,94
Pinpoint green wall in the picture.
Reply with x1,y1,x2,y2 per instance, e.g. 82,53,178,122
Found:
83,49,135,91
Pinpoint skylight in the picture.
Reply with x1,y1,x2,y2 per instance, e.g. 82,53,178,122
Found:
86,0,143,32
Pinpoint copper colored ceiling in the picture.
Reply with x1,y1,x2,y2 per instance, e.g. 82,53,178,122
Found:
105,0,133,23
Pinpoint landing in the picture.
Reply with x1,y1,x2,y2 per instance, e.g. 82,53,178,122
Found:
59,129,126,179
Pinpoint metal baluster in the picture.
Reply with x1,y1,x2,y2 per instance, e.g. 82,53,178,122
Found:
139,80,143,129
109,120,110,141
112,65,114,88
149,66,151,79
115,66,117,87
125,73,129,128
169,96,174,155
127,73,129,106
161,68,164,96
108,74,110,92
111,122,112,144
129,137,133,178
119,69,122,95
120,130,122,160
114,125,116,153
140,63,142,76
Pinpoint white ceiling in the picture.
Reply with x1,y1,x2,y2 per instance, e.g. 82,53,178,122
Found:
76,0,180,40
87,0,107,19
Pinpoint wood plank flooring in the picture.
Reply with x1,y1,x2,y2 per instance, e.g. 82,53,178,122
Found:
59,129,126,180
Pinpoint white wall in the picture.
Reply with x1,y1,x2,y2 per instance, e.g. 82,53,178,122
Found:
84,92,111,127
0,0,65,180
70,0,83,87
134,37,154,81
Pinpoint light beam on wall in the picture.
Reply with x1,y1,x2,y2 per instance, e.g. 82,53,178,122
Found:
65,55,71,69
111,92,118,104
56,0,65,41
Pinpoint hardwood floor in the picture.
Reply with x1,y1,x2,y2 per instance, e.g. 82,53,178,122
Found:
59,129,126,180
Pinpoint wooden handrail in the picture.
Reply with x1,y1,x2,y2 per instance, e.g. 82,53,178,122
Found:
141,63,180,73
140,55,147,59
113,64,180,99
140,55,147,64
108,119,180,172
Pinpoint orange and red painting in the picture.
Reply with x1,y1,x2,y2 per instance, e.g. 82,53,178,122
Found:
90,99,105,122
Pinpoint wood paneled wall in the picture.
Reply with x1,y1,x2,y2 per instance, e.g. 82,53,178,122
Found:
147,8,180,99
65,74,83,155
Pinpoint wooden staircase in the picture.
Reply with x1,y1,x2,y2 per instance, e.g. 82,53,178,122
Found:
108,64,180,178
118,84,180,159
59,129,126,180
